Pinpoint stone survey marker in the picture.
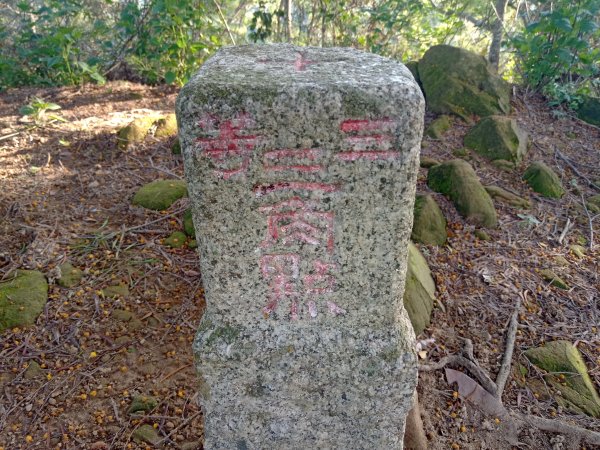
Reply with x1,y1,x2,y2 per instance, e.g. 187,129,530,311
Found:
177,44,424,449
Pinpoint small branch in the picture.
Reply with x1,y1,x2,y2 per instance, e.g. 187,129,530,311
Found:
580,194,595,250
420,355,498,395
213,0,236,45
557,217,572,245
555,148,600,192
155,410,202,446
495,296,521,399
512,412,600,446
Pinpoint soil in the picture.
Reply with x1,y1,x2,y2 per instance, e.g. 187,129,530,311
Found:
0,81,598,449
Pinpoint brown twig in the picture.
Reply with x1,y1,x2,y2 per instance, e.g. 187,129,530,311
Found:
420,355,498,394
512,412,600,446
555,148,600,192
495,295,522,399
155,410,202,446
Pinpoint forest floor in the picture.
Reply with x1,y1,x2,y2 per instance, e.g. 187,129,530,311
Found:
0,81,598,450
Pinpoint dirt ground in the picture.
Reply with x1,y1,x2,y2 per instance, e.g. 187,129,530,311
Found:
0,81,598,449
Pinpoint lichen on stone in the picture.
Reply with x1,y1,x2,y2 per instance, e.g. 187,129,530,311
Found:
0,270,48,332
523,161,565,199
464,116,528,163
403,243,436,335
132,179,188,211
411,194,447,245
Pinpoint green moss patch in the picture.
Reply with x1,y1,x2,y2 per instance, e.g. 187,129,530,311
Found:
183,209,195,238
132,179,187,211
425,115,451,139
0,270,48,332
132,424,161,445
485,185,530,209
420,156,440,168
171,136,181,154
418,45,510,120
154,113,178,138
403,243,436,335
464,116,528,163
117,116,158,149
525,341,600,417
57,262,83,288
411,195,447,245
427,159,497,228
539,269,569,290
128,395,159,414
102,284,129,299
577,96,600,127
164,231,187,248
523,161,565,199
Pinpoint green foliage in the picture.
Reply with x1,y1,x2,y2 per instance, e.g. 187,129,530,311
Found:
19,97,64,125
510,0,600,99
248,2,283,43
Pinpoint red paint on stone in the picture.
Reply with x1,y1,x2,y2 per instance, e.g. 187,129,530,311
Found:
260,253,300,316
340,118,395,133
254,182,340,197
337,151,400,161
294,53,317,71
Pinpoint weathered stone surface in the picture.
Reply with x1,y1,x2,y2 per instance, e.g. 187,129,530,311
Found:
411,194,447,245
425,115,451,139
0,270,48,332
418,45,510,119
177,44,423,449
525,340,600,417
427,159,497,227
102,284,129,299
464,116,528,163
539,268,569,290
403,243,436,335
132,424,161,445
420,156,440,168
132,179,188,211
523,161,565,199
577,95,600,127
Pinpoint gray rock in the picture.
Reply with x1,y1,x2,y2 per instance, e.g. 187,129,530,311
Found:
177,44,424,449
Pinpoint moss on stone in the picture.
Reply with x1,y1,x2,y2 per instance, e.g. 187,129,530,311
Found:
474,229,491,241
403,243,436,335
171,136,181,154
57,262,83,288
539,269,569,290
427,159,497,228
420,156,440,168
464,116,528,163
132,179,188,211
587,194,600,213
484,185,530,209
24,361,44,380
525,340,600,417
569,244,586,259
188,239,198,249
132,424,161,445
523,161,564,199
154,113,178,138
577,95,600,127
418,45,510,120
404,61,420,85
492,159,516,172
164,231,187,248
128,395,159,414
411,195,447,246
112,309,134,322
425,115,451,139
0,270,48,332
117,116,158,149
183,209,195,238
102,284,129,299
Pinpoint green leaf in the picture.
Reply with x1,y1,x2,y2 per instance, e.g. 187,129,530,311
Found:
164,71,176,84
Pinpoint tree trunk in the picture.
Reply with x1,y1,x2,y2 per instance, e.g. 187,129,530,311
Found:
285,0,292,42
404,390,428,450
489,0,508,72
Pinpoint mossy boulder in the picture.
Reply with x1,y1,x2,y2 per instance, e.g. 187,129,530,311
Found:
132,424,161,445
420,156,441,168
183,209,195,238
523,161,564,199
539,269,569,290
164,231,187,248
474,229,490,241
24,361,44,380
425,115,451,139
418,45,510,120
0,270,48,332
154,113,178,138
132,179,187,211
525,340,600,417
576,95,600,127
57,262,83,288
485,185,530,209
102,284,129,299
464,116,528,163
587,194,600,213
117,116,158,149
403,243,436,335
404,61,423,91
491,159,516,172
411,195,447,245
427,159,497,227
128,395,159,414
